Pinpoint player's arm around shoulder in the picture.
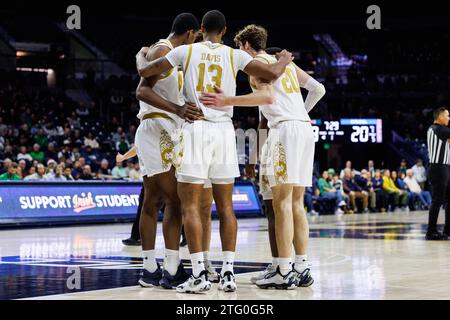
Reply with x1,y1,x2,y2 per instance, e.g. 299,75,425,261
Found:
243,49,293,82
135,45,173,78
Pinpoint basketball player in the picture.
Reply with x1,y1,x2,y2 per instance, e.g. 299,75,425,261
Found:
200,25,326,289
133,13,203,289
135,10,293,293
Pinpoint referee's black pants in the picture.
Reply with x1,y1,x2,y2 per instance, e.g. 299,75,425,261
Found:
427,164,450,233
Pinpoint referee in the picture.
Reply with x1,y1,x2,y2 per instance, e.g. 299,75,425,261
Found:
426,107,450,240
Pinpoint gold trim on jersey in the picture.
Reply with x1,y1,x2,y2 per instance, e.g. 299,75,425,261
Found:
178,71,183,92
200,42,224,50
184,44,193,77
230,47,236,79
159,67,175,80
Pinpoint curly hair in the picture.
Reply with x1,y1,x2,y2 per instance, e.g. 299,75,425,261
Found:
234,24,268,51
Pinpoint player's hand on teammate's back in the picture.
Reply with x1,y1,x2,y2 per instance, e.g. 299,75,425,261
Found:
136,47,150,76
178,103,204,123
275,49,294,65
199,85,227,107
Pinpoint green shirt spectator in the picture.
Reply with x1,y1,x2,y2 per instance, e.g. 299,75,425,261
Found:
0,162,21,180
30,143,45,162
318,176,334,195
35,128,48,148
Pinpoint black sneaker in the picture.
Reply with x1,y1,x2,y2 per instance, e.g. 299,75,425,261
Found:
425,232,447,240
122,237,141,246
159,263,191,289
138,264,163,287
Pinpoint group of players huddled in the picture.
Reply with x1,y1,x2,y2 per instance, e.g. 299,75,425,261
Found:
123,9,325,293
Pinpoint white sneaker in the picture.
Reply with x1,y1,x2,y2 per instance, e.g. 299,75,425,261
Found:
338,200,347,207
250,264,276,284
176,270,211,294
218,271,237,292
255,266,297,290
205,263,220,283
335,208,344,215
293,267,314,287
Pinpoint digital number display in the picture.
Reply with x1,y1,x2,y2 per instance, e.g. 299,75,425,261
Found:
311,118,382,143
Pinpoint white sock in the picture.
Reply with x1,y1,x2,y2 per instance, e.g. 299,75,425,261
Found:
294,254,309,273
221,251,235,276
191,252,205,277
142,250,157,272
203,251,210,268
278,257,293,276
272,257,280,268
164,249,180,276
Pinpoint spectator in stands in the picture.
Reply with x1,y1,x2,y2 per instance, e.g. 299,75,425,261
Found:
0,162,21,181
1,158,12,175
116,137,130,154
58,141,73,161
403,169,432,210
71,161,83,180
372,169,387,212
367,160,376,176
79,165,94,180
28,166,36,176
17,146,33,163
340,160,360,179
46,159,57,174
329,168,351,213
34,128,48,148
97,159,113,180
46,164,67,181
2,145,14,161
398,159,408,176
45,143,58,162
355,169,377,212
30,144,45,163
84,132,100,149
63,167,75,181
382,169,409,212
18,159,27,178
392,171,411,211
318,170,345,215
24,164,48,181
112,127,125,145
411,159,427,190
129,162,142,181
343,168,369,213
112,161,128,180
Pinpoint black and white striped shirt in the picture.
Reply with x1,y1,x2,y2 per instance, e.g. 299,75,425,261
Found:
427,124,450,165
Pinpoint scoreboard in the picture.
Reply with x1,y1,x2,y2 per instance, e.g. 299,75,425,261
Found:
311,118,383,143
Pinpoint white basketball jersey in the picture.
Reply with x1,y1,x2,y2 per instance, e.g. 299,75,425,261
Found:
137,39,184,121
166,41,253,122
253,53,310,128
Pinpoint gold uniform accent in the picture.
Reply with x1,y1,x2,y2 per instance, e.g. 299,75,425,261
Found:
273,142,288,184
184,44,193,77
281,67,301,93
159,129,175,170
195,63,223,92
230,47,236,79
